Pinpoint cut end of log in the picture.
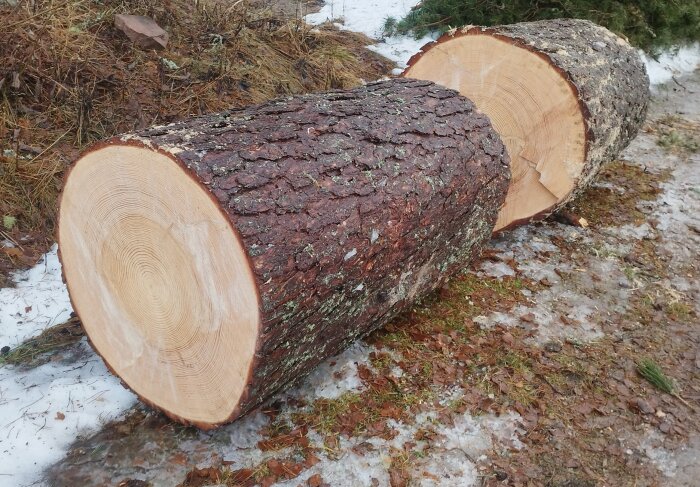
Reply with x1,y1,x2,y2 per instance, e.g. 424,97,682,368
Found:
58,142,260,426
404,29,587,231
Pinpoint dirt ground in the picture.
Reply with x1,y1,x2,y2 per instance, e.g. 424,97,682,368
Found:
24,67,698,486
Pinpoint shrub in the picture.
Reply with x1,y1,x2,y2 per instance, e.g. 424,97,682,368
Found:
386,0,700,53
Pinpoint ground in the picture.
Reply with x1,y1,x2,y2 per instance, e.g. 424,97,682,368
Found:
1,2,699,486
0,70,696,486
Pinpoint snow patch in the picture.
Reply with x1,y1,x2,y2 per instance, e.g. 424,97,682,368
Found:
642,43,700,87
369,34,437,74
226,410,271,450
306,0,418,42
0,340,137,486
289,342,371,400
277,410,524,487
419,450,481,486
640,431,678,478
0,244,73,348
479,286,604,345
478,260,516,278
436,411,525,455
475,225,612,344
613,222,654,241
305,0,435,71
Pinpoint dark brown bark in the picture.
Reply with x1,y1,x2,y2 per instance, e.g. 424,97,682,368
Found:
69,79,510,426
405,18,650,227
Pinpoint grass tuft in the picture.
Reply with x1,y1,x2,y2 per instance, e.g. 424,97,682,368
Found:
0,316,84,368
657,127,700,155
637,358,675,395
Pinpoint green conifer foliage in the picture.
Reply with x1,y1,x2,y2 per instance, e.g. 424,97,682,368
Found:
386,0,700,53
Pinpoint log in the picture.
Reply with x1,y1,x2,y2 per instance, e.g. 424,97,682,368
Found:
403,19,650,231
58,79,510,428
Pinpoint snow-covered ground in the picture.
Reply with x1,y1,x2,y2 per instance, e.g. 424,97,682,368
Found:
0,253,136,485
0,341,136,486
1,3,699,485
642,43,700,87
274,410,524,487
305,0,436,73
0,245,72,348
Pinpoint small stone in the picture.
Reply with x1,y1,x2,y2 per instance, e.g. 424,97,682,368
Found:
114,14,169,50
1,345,10,355
631,398,655,414
655,409,666,418
343,248,357,261
544,341,562,353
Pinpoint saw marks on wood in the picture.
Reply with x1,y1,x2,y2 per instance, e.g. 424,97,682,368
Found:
404,33,586,230
58,144,260,424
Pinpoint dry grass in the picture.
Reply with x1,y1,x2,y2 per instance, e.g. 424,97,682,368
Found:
0,0,392,271
566,160,669,227
0,316,84,368
653,115,700,155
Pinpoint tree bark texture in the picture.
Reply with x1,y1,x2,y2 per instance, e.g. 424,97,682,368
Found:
74,79,510,426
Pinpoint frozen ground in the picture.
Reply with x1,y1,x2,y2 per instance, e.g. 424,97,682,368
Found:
0,248,137,486
0,9,699,487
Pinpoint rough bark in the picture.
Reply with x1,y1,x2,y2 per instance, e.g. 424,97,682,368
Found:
405,18,650,228
66,79,510,427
